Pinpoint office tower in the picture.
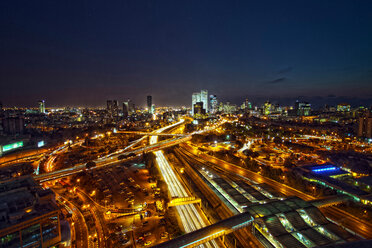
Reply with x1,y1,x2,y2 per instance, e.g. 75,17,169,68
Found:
358,112,372,139
263,101,271,115
209,95,218,114
38,100,45,114
122,102,129,117
200,90,209,113
106,100,112,112
295,100,311,116
192,92,201,115
193,102,205,115
147,95,152,113
123,99,135,115
245,99,252,110
112,100,119,118
0,176,61,247
151,104,155,114
107,100,119,118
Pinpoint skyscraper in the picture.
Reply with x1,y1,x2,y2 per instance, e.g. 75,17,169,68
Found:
263,101,271,115
107,100,119,119
200,90,209,113
147,95,152,113
122,101,129,117
38,100,45,114
209,95,218,114
245,99,252,110
295,100,311,116
123,99,135,116
192,92,201,115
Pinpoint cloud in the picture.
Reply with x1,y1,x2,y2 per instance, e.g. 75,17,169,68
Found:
277,67,293,74
266,77,287,84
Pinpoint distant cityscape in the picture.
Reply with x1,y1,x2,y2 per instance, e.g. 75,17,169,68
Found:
0,90,371,248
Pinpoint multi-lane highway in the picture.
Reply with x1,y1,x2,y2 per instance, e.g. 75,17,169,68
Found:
150,123,220,248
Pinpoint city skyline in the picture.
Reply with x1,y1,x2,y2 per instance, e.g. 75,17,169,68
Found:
1,1,372,107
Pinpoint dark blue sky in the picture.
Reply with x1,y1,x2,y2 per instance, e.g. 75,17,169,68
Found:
1,0,372,107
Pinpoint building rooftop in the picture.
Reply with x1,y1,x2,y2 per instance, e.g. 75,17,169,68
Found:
0,176,58,230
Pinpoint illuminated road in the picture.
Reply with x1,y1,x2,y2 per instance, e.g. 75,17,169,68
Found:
150,125,219,248
179,144,372,239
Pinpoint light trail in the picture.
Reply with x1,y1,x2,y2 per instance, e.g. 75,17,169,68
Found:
150,123,219,248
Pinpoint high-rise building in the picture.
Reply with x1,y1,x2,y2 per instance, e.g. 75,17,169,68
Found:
358,112,372,139
151,104,155,114
191,92,201,115
193,102,205,116
263,101,272,115
295,100,311,116
122,101,129,117
147,95,152,113
200,90,209,113
209,95,218,114
107,100,119,119
245,99,252,110
106,100,112,112
38,100,45,114
192,90,209,114
123,99,135,116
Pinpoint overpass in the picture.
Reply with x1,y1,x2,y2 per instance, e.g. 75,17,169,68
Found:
34,135,191,182
154,206,254,248
168,197,201,207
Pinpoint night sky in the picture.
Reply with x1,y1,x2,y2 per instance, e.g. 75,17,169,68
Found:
1,0,372,108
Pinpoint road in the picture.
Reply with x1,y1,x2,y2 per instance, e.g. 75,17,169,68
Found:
174,149,262,248
179,144,372,239
150,123,220,248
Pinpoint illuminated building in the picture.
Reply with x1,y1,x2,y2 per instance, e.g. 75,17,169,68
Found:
337,103,351,112
295,100,311,116
200,90,209,113
151,104,155,114
358,112,372,139
263,101,271,115
147,95,152,113
192,90,209,115
193,102,205,116
38,100,45,114
191,92,201,115
244,99,252,111
107,100,119,119
0,176,61,248
209,95,218,114
123,99,135,117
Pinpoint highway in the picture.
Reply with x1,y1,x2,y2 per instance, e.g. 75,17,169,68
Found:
150,124,219,248
174,149,263,248
179,144,372,239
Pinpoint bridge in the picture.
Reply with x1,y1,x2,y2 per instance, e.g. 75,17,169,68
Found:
154,211,254,248
168,197,201,207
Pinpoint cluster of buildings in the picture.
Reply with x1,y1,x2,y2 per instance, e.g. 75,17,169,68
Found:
0,176,61,247
189,92,372,140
